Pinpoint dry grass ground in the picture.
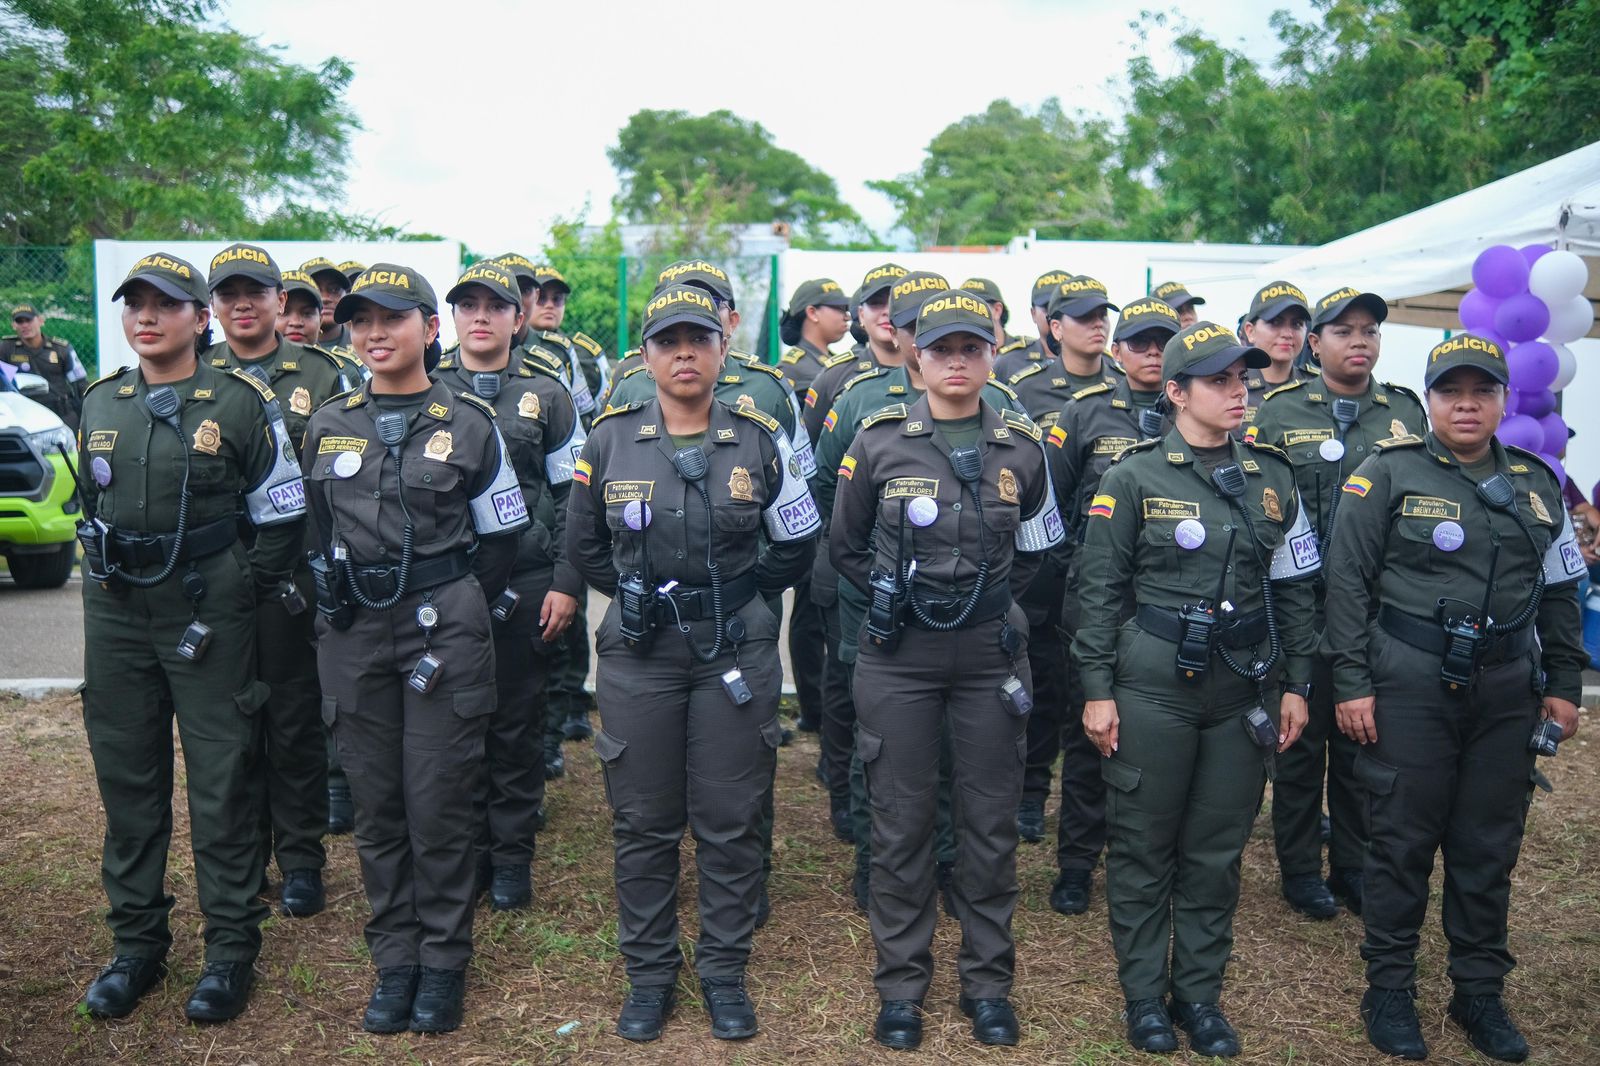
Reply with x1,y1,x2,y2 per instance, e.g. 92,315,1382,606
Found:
0,691,1597,1065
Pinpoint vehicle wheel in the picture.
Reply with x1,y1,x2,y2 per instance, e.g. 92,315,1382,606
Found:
8,543,76,589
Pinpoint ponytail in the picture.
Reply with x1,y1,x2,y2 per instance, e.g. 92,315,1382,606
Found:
778,312,803,347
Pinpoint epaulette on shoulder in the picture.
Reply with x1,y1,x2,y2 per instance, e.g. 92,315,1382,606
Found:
522,348,565,375
223,366,276,400
84,364,132,394
1007,362,1045,385
591,401,644,428
862,403,909,430
1374,434,1425,452
623,347,641,360
999,337,1030,354
538,329,570,346
1381,381,1422,406
1000,408,1042,441
741,358,783,380
303,344,348,371
1263,378,1306,401
731,403,780,433
840,366,886,393
1072,381,1112,401
823,350,856,368
1112,438,1160,463
314,387,357,412
1505,444,1562,482
779,347,806,365
571,332,603,356
1303,363,1323,376
457,392,497,419
1243,438,1292,464
620,362,650,380
988,379,1019,399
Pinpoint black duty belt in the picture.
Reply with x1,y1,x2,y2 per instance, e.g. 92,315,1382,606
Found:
347,549,473,601
110,516,237,567
907,581,1013,629
1378,605,1535,663
1137,604,1268,648
662,570,758,621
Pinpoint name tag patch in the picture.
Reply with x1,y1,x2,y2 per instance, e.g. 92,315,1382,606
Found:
1143,498,1202,520
885,477,939,499
1283,428,1333,446
604,480,653,504
86,430,117,452
1400,495,1460,520
1093,436,1136,455
318,435,368,455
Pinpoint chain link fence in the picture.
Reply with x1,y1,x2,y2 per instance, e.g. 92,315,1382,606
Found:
0,246,98,374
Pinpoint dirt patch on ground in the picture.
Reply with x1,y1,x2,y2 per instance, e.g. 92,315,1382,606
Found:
0,693,1597,1064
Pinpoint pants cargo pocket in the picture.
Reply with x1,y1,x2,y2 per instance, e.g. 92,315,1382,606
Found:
856,725,891,816
1101,756,1145,832
446,680,497,769
234,679,269,717
759,715,786,751
1354,748,1399,825
593,729,628,809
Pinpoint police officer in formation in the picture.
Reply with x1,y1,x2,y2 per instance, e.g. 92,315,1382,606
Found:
205,242,356,920
1247,287,1426,922
959,277,1025,351
1240,280,1313,428
277,268,328,348
1076,321,1321,1058
1150,281,1205,327
300,256,355,351
567,283,819,1043
833,289,1063,1050
303,264,529,1034
1040,295,1181,915
1325,333,1584,1063
2,302,89,427
77,252,307,1024
432,260,584,911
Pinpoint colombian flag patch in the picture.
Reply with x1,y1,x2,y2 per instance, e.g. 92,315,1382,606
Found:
804,387,818,408
838,455,857,481
823,409,838,432
1047,425,1067,448
1342,475,1371,497
1089,494,1116,519
1243,425,1259,443
573,459,591,485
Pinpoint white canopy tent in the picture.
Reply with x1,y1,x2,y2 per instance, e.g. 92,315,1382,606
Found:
1255,142,1600,492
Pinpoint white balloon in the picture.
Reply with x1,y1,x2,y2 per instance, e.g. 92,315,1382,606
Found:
1528,249,1589,304
1551,342,1578,392
1544,294,1595,344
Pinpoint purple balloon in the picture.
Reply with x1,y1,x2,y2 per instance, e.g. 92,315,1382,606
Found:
1458,288,1499,332
1521,243,1553,267
1473,244,1531,298
1493,292,1551,343
1505,388,1521,416
1537,412,1569,456
1497,413,1543,451
1538,452,1567,488
1520,388,1557,419
1507,341,1559,392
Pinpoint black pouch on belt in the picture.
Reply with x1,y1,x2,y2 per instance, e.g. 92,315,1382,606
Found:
1175,603,1215,680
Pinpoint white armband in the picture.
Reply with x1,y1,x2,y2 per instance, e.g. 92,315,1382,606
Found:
244,410,306,526
470,427,531,534
1543,510,1586,585
761,430,821,542
1269,501,1321,579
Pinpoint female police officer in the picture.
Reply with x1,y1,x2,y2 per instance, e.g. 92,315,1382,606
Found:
566,284,818,1043
832,290,1064,1051
1074,321,1320,1058
303,264,529,1035
77,252,306,1024
433,261,583,911
1324,334,1585,1063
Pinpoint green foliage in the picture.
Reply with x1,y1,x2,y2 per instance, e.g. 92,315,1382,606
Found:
2,0,359,243
869,100,1151,246
542,207,628,355
608,109,865,242
0,246,97,372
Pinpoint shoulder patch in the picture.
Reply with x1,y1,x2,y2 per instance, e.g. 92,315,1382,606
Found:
731,404,780,433
224,367,275,400
1072,382,1112,401
591,401,645,428
1374,434,1425,451
862,403,909,429
1263,379,1306,401
571,332,603,356
456,392,497,419
1007,363,1045,385
84,365,132,394
1000,408,1042,441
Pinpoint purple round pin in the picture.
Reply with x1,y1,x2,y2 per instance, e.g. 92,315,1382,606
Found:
623,499,652,531
1432,520,1464,552
907,496,938,527
1174,518,1206,550
91,456,112,487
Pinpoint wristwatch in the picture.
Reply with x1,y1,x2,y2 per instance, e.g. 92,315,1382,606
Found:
1280,681,1313,700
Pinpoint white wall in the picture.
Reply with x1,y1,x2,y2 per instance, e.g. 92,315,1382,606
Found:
92,239,462,371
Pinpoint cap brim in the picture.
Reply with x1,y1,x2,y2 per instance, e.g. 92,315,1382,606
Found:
539,279,572,294
915,323,993,348
11,311,38,320
113,273,197,303
208,266,278,291
1188,344,1270,376
1055,297,1119,318
857,280,894,304
1114,321,1178,342
641,310,723,341
444,281,519,306
1178,294,1205,307
1317,292,1388,328
334,291,428,323
309,267,349,288
1255,296,1310,322
1425,359,1509,388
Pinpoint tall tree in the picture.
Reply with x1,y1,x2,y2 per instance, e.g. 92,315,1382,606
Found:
607,109,864,242
869,99,1154,247
2,0,358,243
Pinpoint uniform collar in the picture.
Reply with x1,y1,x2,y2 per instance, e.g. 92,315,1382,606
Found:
1424,431,1506,472
900,394,1018,447
113,359,217,400
628,398,744,444
1160,427,1242,467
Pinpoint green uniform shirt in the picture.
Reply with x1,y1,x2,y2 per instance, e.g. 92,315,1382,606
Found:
1073,428,1321,700
1005,357,1119,427
801,349,879,443
1246,375,1425,561
1046,378,1164,544
778,337,835,392
1242,364,1314,431
1321,433,1587,704
205,336,355,454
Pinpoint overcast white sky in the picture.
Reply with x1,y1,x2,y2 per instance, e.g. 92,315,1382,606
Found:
226,0,1314,254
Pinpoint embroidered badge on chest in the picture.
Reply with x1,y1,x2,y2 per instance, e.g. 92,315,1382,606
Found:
728,465,754,502
1261,486,1283,522
192,419,221,456
424,430,453,461
518,392,541,420
998,467,1019,504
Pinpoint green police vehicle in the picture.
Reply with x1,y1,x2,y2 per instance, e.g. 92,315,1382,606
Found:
0,371,80,587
